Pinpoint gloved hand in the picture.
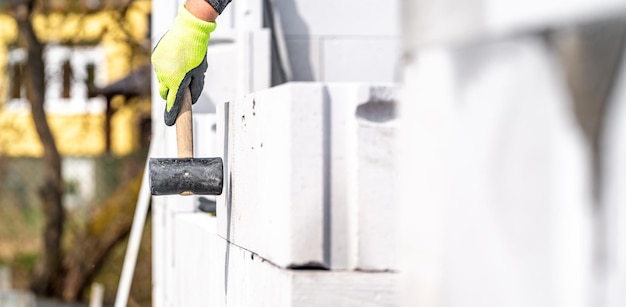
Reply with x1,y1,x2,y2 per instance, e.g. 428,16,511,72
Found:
151,5,217,126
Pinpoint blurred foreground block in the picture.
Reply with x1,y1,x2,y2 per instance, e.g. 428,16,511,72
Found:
0,290,36,307
398,22,593,307
406,0,626,47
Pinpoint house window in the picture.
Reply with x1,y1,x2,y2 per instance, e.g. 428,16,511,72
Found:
61,60,73,98
86,63,96,98
9,62,24,99
7,48,26,101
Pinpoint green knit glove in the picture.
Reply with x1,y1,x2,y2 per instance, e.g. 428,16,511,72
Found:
152,5,217,126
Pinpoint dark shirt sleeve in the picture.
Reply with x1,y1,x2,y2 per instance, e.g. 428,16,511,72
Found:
205,0,232,14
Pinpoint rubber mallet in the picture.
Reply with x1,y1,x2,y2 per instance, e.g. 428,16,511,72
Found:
149,88,223,196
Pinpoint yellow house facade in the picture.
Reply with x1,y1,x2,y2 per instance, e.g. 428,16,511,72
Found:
0,0,151,157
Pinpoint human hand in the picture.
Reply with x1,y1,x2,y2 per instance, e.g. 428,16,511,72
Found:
151,5,216,126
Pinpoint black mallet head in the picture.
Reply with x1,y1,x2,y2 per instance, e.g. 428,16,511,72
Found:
149,157,223,196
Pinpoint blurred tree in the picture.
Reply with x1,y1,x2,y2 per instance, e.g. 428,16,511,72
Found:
1,0,151,302
12,0,65,296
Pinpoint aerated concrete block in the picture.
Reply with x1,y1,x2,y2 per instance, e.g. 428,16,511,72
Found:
354,87,397,271
217,83,327,269
217,83,397,271
218,233,397,307
172,214,219,307
171,212,396,307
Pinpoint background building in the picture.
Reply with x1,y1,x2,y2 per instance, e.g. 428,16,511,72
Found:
0,0,151,210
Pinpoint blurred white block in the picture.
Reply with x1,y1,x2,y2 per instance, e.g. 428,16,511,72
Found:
0,267,10,291
0,290,36,307
283,37,399,83
89,283,104,307
272,0,399,37
397,36,593,307
322,38,399,82
284,37,321,81
602,31,626,307
405,0,626,48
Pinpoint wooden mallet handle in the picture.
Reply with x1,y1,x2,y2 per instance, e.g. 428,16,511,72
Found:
176,88,193,159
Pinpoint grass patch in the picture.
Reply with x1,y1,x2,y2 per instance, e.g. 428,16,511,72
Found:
13,253,38,272
1,252,40,289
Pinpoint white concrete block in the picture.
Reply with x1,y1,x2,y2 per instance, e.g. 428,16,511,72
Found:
150,0,178,45
233,0,263,30
170,213,229,307
196,44,239,114
210,4,235,40
397,37,593,307
323,84,360,270
291,270,396,307
151,198,164,307
272,0,399,37
355,125,396,270
201,29,271,114
217,83,397,271
218,83,327,269
322,38,399,83
192,113,217,157
218,234,397,307
251,29,272,92
172,213,218,307
211,233,292,307
163,196,195,307
324,84,398,271
236,29,272,97
354,87,397,271
170,212,396,307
